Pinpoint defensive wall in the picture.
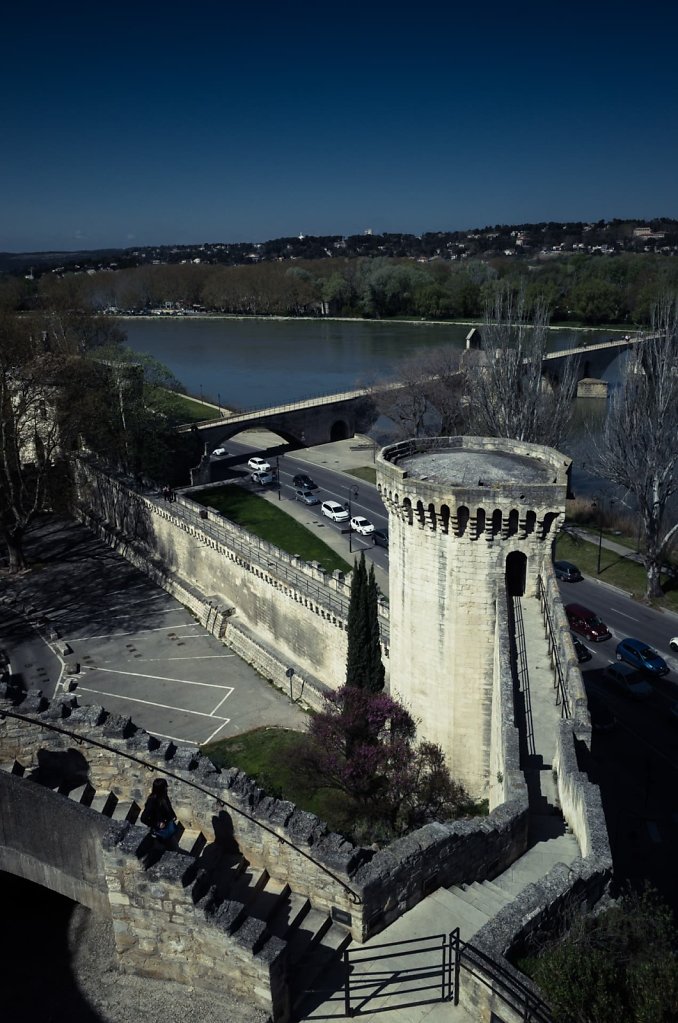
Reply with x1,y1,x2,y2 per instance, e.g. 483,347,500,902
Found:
0,546,610,1020
73,458,389,706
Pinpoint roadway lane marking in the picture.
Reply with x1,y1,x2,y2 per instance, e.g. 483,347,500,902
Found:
75,623,203,640
82,666,235,690
76,686,230,719
612,611,640,621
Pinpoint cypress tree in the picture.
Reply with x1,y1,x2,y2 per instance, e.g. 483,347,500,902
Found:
346,552,370,688
366,562,385,692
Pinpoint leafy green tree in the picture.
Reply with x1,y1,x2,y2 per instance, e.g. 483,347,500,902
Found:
526,887,678,1023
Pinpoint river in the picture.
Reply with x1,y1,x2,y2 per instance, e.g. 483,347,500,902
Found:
121,317,622,410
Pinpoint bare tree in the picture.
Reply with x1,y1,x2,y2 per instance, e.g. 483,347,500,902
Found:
373,344,464,438
0,314,69,572
463,286,578,447
593,297,678,598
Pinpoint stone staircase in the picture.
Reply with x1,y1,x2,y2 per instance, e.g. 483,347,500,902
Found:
0,756,352,1011
443,830,580,940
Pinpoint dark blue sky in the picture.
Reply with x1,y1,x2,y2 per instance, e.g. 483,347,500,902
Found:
3,1,677,252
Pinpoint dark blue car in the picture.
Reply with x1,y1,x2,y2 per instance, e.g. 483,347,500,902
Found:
615,638,669,676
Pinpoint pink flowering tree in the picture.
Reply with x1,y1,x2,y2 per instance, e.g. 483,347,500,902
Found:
304,686,472,838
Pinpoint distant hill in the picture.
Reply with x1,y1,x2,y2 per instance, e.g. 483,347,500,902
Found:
3,218,678,278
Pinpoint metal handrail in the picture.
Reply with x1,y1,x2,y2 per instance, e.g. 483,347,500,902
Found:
457,937,553,1023
0,706,363,905
537,576,570,718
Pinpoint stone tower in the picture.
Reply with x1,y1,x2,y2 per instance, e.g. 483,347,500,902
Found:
375,436,571,799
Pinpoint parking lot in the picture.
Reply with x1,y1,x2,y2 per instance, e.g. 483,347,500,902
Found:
2,516,307,746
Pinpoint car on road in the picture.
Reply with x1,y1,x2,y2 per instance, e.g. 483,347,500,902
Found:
615,638,669,676
321,500,350,523
554,560,582,582
251,470,275,485
670,637,678,653
350,516,375,536
565,603,612,643
372,528,389,548
212,447,228,457
248,456,271,472
293,488,320,505
571,634,592,663
604,663,653,700
292,473,318,490
586,690,615,732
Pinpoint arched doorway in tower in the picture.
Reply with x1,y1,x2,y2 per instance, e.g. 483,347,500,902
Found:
506,551,527,597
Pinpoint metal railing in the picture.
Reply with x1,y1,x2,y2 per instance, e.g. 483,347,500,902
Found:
512,595,536,757
456,935,553,1023
537,576,570,719
0,707,363,905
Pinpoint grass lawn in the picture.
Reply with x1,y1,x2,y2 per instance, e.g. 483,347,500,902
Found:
193,486,353,575
555,533,678,611
163,390,224,424
202,727,357,837
348,466,377,485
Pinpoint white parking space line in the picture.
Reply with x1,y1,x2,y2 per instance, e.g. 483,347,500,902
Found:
76,623,205,641
203,719,232,745
141,654,237,662
76,686,230,720
149,728,227,746
84,666,234,689
211,691,234,716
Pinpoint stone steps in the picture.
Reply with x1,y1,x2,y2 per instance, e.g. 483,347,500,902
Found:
0,753,352,1011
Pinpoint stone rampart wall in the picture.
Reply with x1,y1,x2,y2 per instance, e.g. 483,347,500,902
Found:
73,460,364,695
0,769,110,913
101,819,288,1019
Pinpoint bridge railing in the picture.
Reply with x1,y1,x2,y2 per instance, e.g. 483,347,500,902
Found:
177,384,375,431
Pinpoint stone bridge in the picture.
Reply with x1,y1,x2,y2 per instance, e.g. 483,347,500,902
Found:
178,388,379,453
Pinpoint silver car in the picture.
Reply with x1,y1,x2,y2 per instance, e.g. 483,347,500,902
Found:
294,488,320,505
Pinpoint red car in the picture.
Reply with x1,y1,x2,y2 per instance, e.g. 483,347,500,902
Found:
565,603,611,643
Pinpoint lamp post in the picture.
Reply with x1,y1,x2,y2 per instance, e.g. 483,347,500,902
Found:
347,485,359,553
276,455,281,501
592,499,603,575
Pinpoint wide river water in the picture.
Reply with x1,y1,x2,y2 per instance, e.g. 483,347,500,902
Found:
121,317,619,410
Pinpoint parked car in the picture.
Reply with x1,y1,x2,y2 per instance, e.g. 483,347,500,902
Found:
571,634,592,663
248,456,271,472
372,528,389,548
586,690,616,732
321,500,350,523
670,637,678,653
292,473,318,490
554,560,582,582
350,516,375,535
293,488,319,505
604,663,653,699
251,470,275,485
615,638,669,676
565,603,612,643
212,447,228,457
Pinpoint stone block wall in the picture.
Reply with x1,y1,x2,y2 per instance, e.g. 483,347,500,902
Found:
73,460,360,692
489,587,529,812
101,820,289,1020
